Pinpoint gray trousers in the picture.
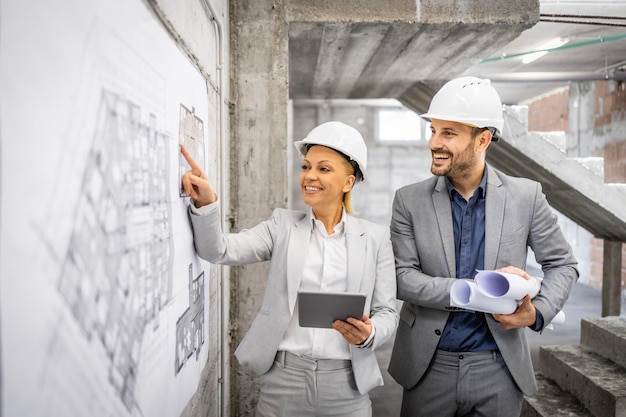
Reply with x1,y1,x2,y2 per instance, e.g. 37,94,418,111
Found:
401,350,524,417
255,351,372,417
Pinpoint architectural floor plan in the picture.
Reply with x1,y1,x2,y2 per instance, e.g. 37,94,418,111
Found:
0,1,214,416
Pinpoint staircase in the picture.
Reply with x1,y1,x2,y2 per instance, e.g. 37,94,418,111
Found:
488,105,626,242
488,105,625,317
522,317,626,417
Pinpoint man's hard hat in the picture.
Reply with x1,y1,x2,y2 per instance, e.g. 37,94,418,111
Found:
421,76,504,141
294,121,368,181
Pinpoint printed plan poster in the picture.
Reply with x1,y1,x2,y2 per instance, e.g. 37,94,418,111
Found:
0,1,217,416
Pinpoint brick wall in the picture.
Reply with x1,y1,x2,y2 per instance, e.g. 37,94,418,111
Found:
527,88,569,132
601,80,626,182
604,141,626,183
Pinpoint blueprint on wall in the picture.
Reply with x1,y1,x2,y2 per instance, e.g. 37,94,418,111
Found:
0,1,215,416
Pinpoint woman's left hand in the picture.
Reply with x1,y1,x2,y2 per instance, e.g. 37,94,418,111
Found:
333,314,372,345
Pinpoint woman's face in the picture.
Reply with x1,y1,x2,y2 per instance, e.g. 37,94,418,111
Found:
299,145,355,211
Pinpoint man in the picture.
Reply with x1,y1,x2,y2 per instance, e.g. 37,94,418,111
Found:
388,76,579,417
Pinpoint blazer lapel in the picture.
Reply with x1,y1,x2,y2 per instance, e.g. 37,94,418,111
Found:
346,216,366,293
433,177,456,277
485,165,505,270
287,212,312,314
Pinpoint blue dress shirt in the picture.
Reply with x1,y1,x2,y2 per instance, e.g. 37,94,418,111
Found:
438,170,499,352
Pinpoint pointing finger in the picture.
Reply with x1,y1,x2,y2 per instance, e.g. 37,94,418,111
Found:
181,145,203,171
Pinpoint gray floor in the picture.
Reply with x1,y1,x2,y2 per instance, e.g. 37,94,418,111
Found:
369,282,624,417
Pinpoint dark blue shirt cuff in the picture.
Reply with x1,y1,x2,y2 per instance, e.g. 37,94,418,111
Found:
530,309,544,331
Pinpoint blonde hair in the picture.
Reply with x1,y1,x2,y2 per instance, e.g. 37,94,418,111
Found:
342,192,353,214
339,157,357,214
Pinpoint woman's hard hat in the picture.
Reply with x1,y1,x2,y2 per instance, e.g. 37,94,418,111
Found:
421,76,504,141
294,121,368,181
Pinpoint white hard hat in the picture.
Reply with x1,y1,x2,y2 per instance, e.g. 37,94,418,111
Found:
294,121,368,181
421,76,504,141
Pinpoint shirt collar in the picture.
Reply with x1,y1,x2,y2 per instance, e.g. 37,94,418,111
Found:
445,167,488,200
309,207,346,236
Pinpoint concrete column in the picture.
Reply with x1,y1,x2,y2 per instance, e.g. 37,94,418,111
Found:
602,240,623,317
229,0,289,415
567,81,596,157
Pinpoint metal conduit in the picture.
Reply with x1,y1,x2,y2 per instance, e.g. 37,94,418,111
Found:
541,19,626,27
483,71,626,82
541,14,626,20
481,33,626,63
541,13,626,26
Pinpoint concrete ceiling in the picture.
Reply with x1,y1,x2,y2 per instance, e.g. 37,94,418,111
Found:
287,0,626,112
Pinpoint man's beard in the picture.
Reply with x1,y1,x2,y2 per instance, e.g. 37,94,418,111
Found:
430,137,477,179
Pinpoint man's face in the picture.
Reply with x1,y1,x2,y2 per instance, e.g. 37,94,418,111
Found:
428,119,479,180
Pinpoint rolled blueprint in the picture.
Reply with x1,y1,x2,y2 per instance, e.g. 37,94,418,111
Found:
450,279,518,314
474,270,542,300
449,271,566,326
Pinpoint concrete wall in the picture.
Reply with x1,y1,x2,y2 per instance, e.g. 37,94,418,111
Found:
227,1,290,415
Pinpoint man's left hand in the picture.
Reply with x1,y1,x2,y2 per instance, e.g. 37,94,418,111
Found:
493,294,537,329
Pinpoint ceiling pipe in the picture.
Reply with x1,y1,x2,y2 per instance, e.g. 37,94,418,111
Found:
540,13,626,27
541,14,626,21
481,33,626,63
483,71,626,82
541,18,626,27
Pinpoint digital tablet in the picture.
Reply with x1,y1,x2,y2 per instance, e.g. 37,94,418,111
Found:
297,291,367,328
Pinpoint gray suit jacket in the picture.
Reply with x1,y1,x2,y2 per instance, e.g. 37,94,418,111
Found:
387,164,578,396
189,203,398,394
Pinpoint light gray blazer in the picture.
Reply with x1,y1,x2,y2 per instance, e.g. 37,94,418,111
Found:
387,164,578,396
189,203,398,394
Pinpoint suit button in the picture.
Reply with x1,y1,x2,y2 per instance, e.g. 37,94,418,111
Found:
435,330,441,336
459,355,464,360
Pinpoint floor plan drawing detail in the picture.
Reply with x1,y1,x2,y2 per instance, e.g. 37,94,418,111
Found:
175,263,205,374
57,89,174,411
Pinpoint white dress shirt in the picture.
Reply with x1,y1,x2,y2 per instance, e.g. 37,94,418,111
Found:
278,209,352,359
191,201,375,360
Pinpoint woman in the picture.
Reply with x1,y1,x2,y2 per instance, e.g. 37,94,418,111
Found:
181,121,398,417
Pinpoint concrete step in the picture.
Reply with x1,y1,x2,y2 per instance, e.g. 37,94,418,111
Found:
570,156,604,179
540,344,626,417
522,373,593,417
581,317,626,370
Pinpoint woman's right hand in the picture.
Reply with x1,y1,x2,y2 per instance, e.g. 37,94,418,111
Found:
181,145,216,208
